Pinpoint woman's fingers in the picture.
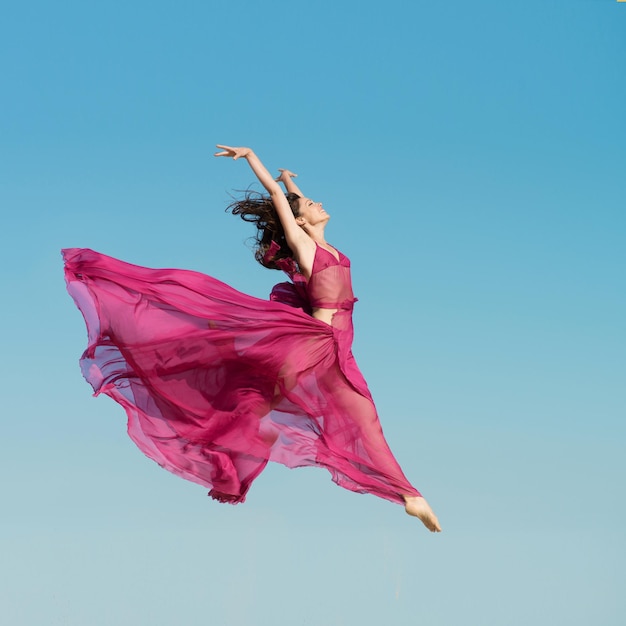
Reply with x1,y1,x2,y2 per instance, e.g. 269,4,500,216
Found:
214,144,237,158
214,144,250,160
277,168,297,178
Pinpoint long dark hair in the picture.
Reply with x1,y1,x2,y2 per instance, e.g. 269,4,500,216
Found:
227,190,301,269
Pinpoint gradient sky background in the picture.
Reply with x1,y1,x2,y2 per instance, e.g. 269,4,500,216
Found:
1,1,625,625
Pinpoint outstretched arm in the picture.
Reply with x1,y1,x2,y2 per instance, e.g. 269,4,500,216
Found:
214,145,314,262
276,169,304,197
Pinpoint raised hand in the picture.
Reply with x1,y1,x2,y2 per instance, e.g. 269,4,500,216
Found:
214,144,252,160
275,168,298,183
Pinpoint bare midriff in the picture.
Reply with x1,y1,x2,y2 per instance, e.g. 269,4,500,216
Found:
312,307,338,326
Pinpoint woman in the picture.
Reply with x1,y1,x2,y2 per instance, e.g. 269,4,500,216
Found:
62,145,441,532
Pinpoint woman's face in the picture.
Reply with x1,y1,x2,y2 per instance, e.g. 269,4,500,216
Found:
296,197,330,226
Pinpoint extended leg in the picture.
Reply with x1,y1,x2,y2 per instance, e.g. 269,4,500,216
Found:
316,364,442,531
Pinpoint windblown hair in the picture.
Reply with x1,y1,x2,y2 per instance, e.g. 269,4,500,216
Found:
227,190,302,269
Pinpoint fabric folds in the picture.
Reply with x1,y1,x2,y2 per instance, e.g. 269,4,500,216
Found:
63,247,420,504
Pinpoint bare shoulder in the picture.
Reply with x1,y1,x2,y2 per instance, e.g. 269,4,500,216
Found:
290,234,317,278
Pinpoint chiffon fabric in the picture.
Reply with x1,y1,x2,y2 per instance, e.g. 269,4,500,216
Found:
62,245,420,504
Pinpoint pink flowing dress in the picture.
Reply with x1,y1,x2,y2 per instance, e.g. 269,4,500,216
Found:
62,245,421,504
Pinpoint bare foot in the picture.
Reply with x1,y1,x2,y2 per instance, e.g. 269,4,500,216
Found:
404,496,442,532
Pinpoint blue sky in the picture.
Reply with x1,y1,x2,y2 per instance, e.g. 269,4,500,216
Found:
1,1,625,625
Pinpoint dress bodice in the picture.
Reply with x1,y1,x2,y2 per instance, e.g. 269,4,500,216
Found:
266,241,357,313
306,244,356,310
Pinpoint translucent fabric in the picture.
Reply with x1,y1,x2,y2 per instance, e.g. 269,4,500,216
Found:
306,244,356,309
62,247,421,504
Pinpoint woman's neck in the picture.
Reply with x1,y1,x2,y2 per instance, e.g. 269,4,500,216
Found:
305,223,327,244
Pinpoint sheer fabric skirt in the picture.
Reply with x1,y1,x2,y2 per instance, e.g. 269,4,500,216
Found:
63,248,420,504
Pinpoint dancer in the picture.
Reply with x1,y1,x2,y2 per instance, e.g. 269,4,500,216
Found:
62,145,441,532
